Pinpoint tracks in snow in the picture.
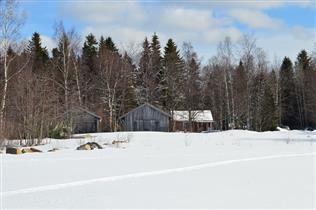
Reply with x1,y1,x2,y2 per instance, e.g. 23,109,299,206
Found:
2,152,315,197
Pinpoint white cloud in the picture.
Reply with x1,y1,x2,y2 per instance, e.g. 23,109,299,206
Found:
204,27,242,44
229,9,283,30
290,26,315,40
257,32,315,61
60,1,315,64
64,1,145,25
41,35,55,52
164,0,314,10
161,8,214,30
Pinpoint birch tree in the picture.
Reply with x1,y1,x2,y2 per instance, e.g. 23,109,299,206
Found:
217,37,235,129
0,0,25,138
52,22,80,114
238,34,257,129
97,39,122,131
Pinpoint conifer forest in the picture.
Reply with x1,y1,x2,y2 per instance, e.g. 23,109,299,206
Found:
0,0,315,140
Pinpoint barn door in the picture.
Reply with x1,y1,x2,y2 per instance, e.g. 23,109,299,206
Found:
143,120,151,131
143,120,159,131
134,120,159,131
134,120,143,131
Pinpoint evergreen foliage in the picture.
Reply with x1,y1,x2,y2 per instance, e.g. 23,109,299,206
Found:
280,57,298,129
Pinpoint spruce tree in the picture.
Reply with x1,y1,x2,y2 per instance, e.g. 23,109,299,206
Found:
233,61,248,128
82,33,98,71
105,37,118,52
99,36,106,53
280,57,298,129
296,50,315,128
150,33,163,106
122,52,137,111
182,42,201,111
261,80,278,131
185,57,201,131
81,33,98,107
136,37,151,104
27,32,49,73
187,57,201,103
163,39,184,112
267,69,279,124
250,72,266,131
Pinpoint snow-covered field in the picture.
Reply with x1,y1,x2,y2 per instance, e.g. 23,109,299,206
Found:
1,130,315,209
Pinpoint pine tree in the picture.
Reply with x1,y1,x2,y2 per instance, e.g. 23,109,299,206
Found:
233,61,248,128
250,72,266,131
187,57,201,104
122,52,137,111
280,57,298,129
267,69,279,125
105,37,118,52
185,57,201,131
136,37,151,104
81,33,98,107
99,36,106,53
163,39,184,114
27,32,49,74
182,42,201,111
298,50,316,128
82,33,97,70
150,33,163,106
261,79,278,131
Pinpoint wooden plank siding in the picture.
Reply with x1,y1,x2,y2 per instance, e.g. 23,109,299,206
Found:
120,103,170,132
67,108,101,134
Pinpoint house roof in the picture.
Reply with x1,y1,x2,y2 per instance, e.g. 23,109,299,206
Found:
172,110,213,122
120,103,171,119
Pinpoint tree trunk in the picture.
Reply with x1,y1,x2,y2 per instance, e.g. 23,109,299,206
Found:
0,55,8,135
73,58,82,106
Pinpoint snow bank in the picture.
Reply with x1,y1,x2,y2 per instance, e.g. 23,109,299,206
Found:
3,129,315,153
1,130,315,209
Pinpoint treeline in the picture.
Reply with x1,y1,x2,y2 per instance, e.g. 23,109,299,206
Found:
1,2,315,140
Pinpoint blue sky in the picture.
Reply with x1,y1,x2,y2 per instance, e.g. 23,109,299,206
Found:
20,0,315,63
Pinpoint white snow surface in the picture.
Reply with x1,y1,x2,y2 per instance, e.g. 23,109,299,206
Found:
1,130,315,209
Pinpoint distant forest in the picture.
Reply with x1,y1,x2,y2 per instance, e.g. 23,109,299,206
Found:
0,0,315,140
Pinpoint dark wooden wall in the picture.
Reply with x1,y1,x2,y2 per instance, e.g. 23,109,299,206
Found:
69,111,99,134
174,121,212,132
121,105,169,132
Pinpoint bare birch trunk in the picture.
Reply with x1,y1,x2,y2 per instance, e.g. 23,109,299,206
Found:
73,58,82,106
224,70,231,129
0,55,8,134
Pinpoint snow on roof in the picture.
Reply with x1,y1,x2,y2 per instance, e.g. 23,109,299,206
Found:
172,110,213,122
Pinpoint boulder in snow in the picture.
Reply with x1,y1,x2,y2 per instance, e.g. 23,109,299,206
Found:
30,148,42,153
48,148,59,152
88,142,102,149
6,147,22,154
21,148,42,153
76,143,91,150
76,142,102,150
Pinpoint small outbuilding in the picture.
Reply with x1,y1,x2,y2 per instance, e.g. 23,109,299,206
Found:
119,103,171,132
172,110,213,132
66,107,101,134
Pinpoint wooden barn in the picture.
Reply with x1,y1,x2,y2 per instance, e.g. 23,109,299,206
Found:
66,107,101,134
119,103,171,132
172,110,213,132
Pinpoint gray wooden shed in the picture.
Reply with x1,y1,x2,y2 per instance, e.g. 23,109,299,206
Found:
67,107,101,134
119,103,171,132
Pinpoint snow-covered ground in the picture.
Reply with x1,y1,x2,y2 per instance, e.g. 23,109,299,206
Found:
1,130,315,209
